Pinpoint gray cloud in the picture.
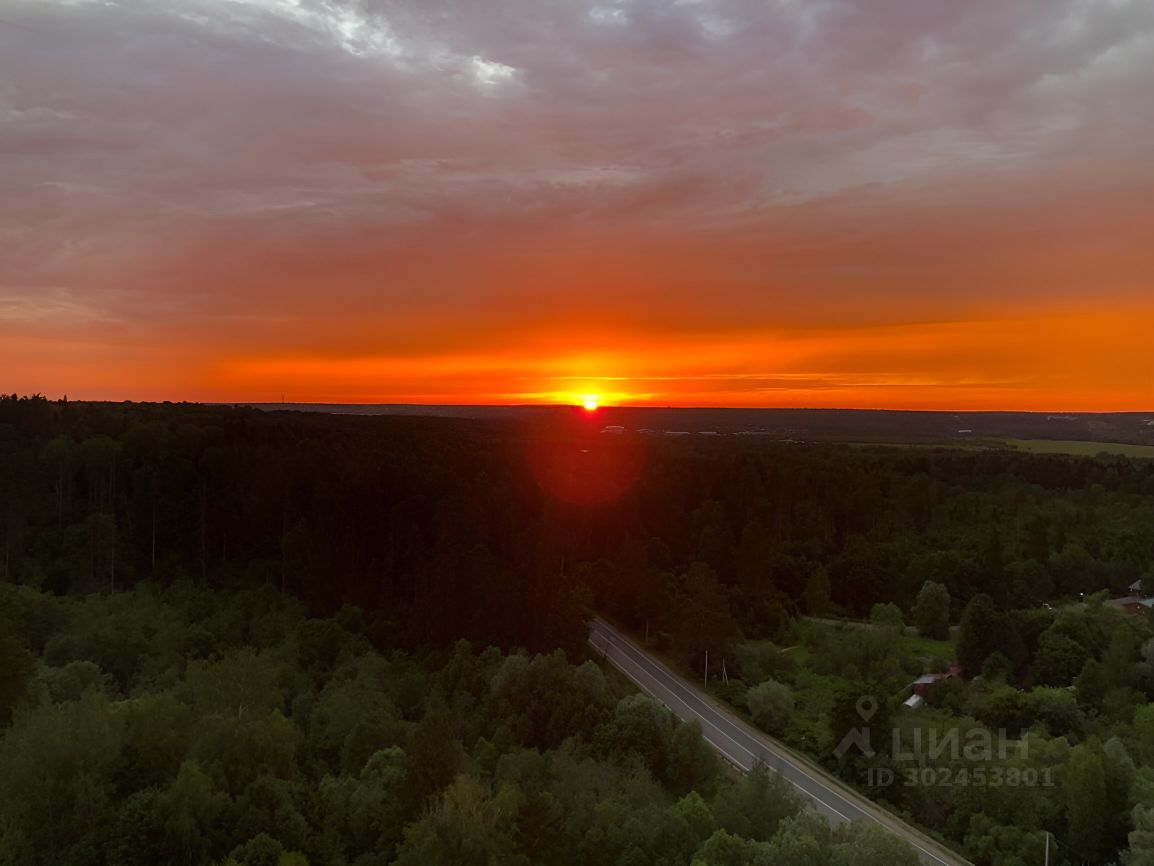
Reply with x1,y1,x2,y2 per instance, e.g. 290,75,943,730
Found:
2,0,1152,334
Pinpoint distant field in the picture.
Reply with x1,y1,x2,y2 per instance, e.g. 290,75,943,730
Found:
849,441,989,451
1000,439,1154,458
856,438,1154,459
246,404,1154,447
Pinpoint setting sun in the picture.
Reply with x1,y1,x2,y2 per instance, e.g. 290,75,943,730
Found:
582,395,599,411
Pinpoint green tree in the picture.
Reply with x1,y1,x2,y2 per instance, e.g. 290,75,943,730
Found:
393,775,526,866
802,567,831,617
317,746,408,861
1124,804,1154,866
1135,705,1154,764
1102,626,1141,692
1104,739,1136,855
1007,559,1054,608
1049,543,1099,597
1065,744,1110,863
39,660,116,703
307,671,405,772
1035,629,1087,686
40,434,76,527
912,581,950,641
745,679,794,736
764,813,827,866
596,693,675,781
710,763,801,843
156,760,230,865
963,814,1047,866
226,832,301,866
981,651,1012,683
233,775,312,857
186,649,285,719
105,789,166,866
981,528,1006,603
0,693,125,865
1076,658,1108,709
692,829,774,866
401,697,467,809
956,593,999,675
0,633,35,723
190,711,302,797
116,692,194,792
869,602,904,632
1022,687,1083,737
667,719,720,796
830,820,922,865
732,642,793,685
676,562,741,662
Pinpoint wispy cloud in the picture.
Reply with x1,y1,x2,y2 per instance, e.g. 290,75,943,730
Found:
2,0,1152,405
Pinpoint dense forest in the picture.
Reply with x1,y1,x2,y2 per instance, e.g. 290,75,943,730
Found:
2,395,1152,646
3,394,1154,864
0,581,925,865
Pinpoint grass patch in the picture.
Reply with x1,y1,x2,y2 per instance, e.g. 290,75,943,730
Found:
797,619,954,661
846,441,991,451
896,630,956,659
849,438,1154,459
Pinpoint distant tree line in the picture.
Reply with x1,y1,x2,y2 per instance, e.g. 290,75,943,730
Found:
2,396,1152,665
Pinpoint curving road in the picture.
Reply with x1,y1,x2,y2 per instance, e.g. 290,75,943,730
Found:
588,616,971,866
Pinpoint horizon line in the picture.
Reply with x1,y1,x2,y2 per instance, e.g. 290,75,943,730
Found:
12,395,1152,415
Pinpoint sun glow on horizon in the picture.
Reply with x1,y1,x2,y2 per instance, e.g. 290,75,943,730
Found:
582,395,600,411
72,303,1154,410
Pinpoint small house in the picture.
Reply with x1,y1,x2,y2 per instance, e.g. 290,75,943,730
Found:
909,662,962,698
1107,596,1154,617
910,674,941,697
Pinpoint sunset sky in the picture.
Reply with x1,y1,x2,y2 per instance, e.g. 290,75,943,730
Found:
3,0,1152,409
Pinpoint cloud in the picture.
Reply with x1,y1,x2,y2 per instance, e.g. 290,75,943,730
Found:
0,287,119,325
1,0,1152,405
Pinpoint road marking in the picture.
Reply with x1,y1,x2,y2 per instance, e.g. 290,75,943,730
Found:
606,635,854,814
591,630,854,823
589,621,962,866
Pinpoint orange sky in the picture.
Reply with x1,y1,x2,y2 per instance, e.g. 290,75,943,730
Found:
3,0,1153,410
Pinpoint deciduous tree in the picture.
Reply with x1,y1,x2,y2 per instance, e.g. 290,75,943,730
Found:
912,581,950,641
746,680,794,736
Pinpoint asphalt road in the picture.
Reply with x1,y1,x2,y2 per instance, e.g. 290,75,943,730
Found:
588,616,971,866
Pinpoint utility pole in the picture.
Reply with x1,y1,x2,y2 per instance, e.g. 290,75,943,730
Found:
704,650,709,688
1043,831,1049,866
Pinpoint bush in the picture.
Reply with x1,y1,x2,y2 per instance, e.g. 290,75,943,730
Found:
745,680,794,736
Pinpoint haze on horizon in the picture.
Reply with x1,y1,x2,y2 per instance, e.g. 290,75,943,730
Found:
2,0,1152,410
